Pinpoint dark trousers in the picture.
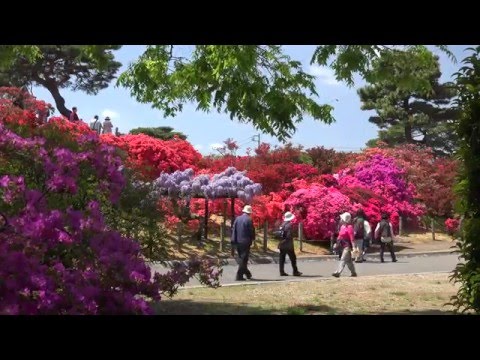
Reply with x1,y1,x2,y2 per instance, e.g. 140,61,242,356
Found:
235,243,252,279
279,249,298,274
380,242,396,262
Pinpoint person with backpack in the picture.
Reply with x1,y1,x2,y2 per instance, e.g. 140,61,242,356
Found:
374,213,397,263
353,209,372,263
231,205,256,281
330,214,341,256
332,212,357,278
89,115,103,135
278,211,302,277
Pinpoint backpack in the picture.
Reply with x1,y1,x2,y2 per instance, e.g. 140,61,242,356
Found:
354,217,365,239
273,226,285,240
375,220,392,242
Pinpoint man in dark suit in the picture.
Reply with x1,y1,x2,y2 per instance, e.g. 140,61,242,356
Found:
231,205,255,281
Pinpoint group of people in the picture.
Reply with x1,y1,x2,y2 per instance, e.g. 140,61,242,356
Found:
89,115,113,135
68,107,115,135
331,210,397,278
230,206,397,281
231,205,302,281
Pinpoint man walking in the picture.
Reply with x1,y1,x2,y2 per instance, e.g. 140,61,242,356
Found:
278,211,302,277
90,115,102,134
374,213,397,263
231,205,255,281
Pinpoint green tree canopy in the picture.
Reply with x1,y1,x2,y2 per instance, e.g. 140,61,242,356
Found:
358,53,459,155
129,126,187,140
0,45,122,118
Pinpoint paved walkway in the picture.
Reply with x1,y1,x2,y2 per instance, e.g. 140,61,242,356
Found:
151,252,459,288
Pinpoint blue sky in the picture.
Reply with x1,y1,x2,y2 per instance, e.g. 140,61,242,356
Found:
30,45,471,155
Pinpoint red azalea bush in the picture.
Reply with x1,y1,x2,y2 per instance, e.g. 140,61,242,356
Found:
101,134,202,180
445,218,460,235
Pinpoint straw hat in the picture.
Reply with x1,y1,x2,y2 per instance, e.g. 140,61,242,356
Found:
340,212,352,223
283,211,295,222
242,205,252,214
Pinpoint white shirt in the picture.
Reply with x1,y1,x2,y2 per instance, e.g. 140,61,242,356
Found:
90,119,102,132
103,120,113,134
364,220,372,237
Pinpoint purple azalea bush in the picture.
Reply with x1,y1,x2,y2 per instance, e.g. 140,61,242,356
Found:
0,120,221,315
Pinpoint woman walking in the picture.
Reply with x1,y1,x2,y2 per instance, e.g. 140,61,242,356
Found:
332,212,357,278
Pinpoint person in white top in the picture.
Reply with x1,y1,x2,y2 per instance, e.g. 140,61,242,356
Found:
102,116,113,134
374,213,397,263
89,115,103,135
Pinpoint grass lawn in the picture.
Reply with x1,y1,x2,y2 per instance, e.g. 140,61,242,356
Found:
154,273,459,315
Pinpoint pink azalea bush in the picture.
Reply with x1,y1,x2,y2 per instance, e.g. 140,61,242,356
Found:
285,185,352,240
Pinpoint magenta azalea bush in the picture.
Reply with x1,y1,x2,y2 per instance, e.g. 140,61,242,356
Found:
337,155,423,217
0,118,221,315
284,155,425,240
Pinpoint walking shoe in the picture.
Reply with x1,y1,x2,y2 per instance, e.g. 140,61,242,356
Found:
235,277,246,281
280,272,289,276
392,259,398,263
332,273,340,278
293,271,303,277
246,273,253,279
351,273,358,277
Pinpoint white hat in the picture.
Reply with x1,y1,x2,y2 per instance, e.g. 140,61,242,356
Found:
242,205,252,214
283,211,295,222
340,212,352,223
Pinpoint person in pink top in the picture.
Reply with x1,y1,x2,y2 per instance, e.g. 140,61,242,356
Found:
69,107,79,122
332,212,357,278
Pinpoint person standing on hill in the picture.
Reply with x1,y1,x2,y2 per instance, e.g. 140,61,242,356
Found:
102,116,113,134
90,115,102,134
69,107,79,122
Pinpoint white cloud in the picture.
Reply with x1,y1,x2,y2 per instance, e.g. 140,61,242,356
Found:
209,143,224,151
309,65,340,86
101,109,120,119
194,144,204,151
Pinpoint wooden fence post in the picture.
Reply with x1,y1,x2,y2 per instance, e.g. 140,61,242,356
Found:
220,199,227,252
299,222,304,252
177,222,182,252
263,221,268,252
203,199,209,242
399,216,403,236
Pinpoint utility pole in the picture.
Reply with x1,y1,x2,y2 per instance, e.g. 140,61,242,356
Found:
252,134,260,149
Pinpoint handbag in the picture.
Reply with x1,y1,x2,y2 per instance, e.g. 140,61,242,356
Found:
380,236,392,243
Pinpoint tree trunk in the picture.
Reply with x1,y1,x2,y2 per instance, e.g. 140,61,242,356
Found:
403,97,414,143
43,80,71,118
